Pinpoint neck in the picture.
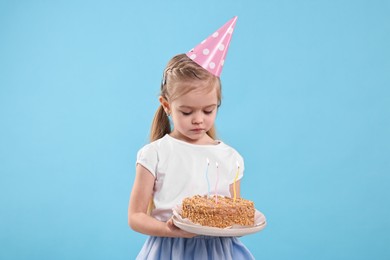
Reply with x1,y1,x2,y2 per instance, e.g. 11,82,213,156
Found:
169,132,218,145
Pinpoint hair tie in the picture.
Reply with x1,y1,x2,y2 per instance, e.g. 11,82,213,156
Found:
161,74,166,89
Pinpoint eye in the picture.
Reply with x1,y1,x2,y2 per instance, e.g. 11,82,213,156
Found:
204,109,214,115
181,111,192,116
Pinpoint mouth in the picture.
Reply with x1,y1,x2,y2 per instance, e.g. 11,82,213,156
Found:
191,128,205,133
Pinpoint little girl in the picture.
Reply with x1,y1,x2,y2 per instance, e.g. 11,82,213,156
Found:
128,17,255,259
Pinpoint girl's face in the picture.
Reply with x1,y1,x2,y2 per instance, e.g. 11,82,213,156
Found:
161,83,219,145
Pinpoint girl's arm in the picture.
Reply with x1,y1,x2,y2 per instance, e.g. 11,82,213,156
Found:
128,164,196,238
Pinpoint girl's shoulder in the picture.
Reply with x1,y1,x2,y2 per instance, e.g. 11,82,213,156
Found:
137,135,170,154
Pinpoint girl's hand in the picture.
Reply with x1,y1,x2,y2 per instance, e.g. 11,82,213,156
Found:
166,218,197,238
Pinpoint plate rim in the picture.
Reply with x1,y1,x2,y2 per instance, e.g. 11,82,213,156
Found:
172,215,267,237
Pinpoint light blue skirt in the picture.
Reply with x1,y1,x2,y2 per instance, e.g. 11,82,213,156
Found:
136,236,254,260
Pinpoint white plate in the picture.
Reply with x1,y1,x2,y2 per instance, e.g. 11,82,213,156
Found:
172,207,267,237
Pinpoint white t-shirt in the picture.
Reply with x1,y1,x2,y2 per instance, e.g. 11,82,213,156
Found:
136,134,245,221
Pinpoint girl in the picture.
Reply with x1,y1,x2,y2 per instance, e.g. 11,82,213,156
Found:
128,54,254,259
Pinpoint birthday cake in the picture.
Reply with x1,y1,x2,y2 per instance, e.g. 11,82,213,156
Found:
181,195,255,228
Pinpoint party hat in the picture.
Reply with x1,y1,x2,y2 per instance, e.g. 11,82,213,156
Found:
186,16,238,77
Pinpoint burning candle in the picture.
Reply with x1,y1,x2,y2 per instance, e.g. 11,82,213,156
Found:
205,158,210,198
215,162,219,203
233,161,240,202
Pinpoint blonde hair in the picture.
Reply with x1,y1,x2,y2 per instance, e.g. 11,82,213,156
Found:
150,54,221,142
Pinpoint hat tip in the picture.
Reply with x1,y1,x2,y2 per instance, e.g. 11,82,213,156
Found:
186,16,238,77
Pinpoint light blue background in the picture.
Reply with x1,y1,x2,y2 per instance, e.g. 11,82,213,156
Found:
1,0,389,259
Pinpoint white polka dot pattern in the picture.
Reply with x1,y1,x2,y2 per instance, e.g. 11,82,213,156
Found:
186,16,238,77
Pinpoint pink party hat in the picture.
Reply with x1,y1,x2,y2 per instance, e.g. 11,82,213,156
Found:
186,16,238,77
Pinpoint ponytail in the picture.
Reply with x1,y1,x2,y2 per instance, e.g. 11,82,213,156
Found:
150,105,171,142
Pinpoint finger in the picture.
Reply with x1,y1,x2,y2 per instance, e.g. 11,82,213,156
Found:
167,218,176,229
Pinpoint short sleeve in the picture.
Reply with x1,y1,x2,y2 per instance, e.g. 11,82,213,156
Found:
136,143,158,177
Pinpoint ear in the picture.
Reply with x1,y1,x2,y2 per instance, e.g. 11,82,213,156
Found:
159,96,170,114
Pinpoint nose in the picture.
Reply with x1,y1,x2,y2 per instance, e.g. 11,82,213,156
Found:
192,111,203,125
